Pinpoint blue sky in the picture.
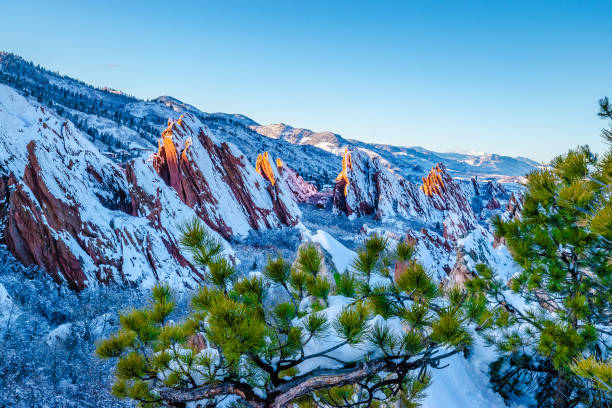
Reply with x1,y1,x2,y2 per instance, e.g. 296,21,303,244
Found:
2,0,611,161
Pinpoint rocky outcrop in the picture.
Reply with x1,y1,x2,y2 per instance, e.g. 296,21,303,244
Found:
332,149,436,222
255,152,319,209
332,149,476,241
149,115,300,239
492,191,524,248
274,157,318,203
505,192,523,220
444,250,475,289
255,152,278,186
486,197,501,210
420,164,476,241
0,84,229,289
469,177,509,215
333,148,376,217
470,178,507,199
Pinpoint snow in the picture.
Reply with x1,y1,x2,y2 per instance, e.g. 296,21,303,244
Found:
310,229,356,274
457,226,520,281
0,283,17,327
45,313,114,347
64,106,155,150
160,114,301,237
0,63,535,407
423,337,507,408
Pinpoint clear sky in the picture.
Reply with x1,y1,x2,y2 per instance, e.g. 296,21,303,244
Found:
2,0,611,162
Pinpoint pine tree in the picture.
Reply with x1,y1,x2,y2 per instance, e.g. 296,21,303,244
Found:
97,222,474,407
466,100,612,407
567,96,612,398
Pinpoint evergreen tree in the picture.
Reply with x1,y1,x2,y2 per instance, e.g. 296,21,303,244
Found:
466,101,612,407
567,96,612,397
97,220,473,407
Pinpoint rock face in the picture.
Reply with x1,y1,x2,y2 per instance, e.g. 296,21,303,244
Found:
505,191,523,220
332,148,477,241
150,116,301,239
0,85,213,289
255,152,327,209
255,152,315,213
470,177,507,199
332,149,436,221
420,163,476,241
444,250,475,289
0,85,299,289
274,157,318,203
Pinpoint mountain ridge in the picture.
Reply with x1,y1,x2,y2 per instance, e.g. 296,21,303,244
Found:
252,122,540,182
0,52,537,185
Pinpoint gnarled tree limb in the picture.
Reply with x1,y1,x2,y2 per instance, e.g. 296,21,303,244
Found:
160,357,393,408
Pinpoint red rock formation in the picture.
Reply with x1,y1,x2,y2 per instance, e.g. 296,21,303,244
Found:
255,153,306,226
332,149,379,217
336,150,352,198
505,192,523,219
153,119,184,193
2,141,126,290
1,136,202,290
275,157,318,203
2,171,87,289
332,150,477,241
493,191,523,248
0,87,232,289
420,164,476,241
421,164,447,198
256,152,276,186
486,197,501,210
149,115,300,239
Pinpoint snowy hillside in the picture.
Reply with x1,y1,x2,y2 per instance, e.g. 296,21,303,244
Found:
0,84,304,289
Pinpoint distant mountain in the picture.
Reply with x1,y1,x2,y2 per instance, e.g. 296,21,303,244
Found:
0,52,537,185
251,123,540,182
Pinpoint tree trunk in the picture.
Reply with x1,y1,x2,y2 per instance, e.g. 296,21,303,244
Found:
553,376,569,408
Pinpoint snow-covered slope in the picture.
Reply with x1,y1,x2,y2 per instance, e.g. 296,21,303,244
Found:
0,53,340,189
300,227,511,408
326,147,517,287
0,84,221,289
0,53,530,408
255,152,318,203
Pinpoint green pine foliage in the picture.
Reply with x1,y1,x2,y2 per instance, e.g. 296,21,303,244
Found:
98,224,474,407
571,357,612,392
466,107,612,408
